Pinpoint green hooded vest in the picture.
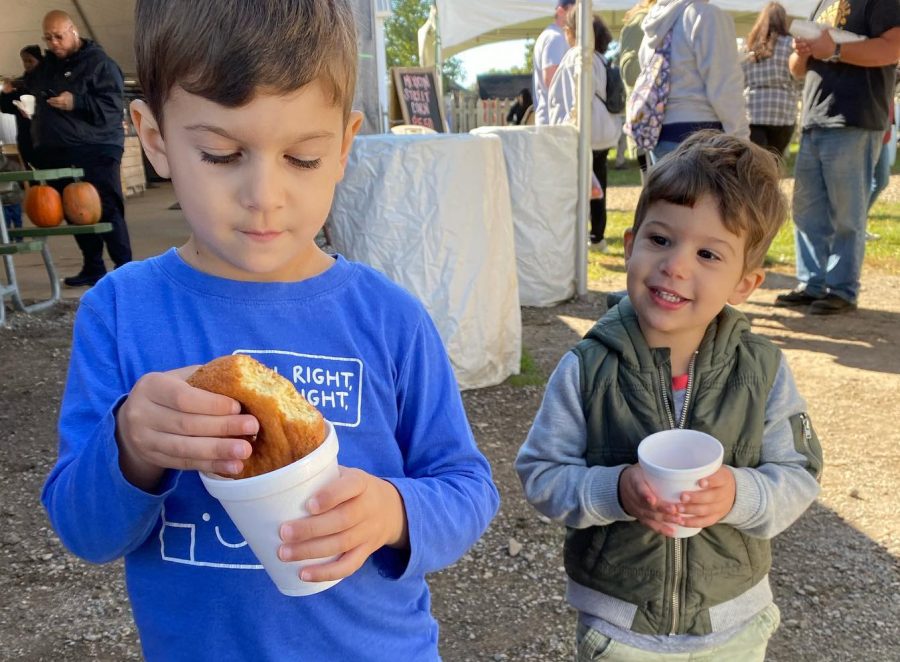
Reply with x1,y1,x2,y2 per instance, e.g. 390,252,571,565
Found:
566,297,783,636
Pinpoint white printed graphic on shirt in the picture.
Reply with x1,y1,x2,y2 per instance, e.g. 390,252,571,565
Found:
159,504,263,569
234,349,364,427
158,349,364,569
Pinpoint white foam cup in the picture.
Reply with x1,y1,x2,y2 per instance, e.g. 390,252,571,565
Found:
637,429,724,538
200,420,341,596
17,94,36,117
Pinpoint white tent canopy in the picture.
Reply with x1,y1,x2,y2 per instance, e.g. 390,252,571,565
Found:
435,0,821,57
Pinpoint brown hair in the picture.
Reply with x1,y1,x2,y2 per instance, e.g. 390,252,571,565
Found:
623,0,657,25
564,10,612,54
134,0,358,129
745,2,790,63
632,131,787,271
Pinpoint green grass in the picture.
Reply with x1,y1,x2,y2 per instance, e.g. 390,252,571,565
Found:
505,348,547,387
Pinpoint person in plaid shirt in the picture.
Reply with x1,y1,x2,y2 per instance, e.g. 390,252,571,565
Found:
741,2,803,158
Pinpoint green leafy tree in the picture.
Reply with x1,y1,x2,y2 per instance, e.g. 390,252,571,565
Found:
384,0,465,90
522,39,535,73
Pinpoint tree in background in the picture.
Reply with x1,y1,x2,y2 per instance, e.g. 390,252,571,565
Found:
385,0,465,90
521,39,535,74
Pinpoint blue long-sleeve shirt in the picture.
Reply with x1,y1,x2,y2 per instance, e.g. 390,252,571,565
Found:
42,249,499,661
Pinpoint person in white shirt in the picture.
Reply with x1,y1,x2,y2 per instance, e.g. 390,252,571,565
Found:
533,0,574,125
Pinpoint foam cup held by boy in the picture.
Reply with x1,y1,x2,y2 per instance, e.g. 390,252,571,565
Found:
637,429,724,538
200,420,341,596
189,354,340,595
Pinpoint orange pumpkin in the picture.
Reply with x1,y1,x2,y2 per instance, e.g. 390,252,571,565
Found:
62,181,102,225
24,185,64,228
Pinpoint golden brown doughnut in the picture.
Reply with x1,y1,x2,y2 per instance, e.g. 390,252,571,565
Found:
187,354,326,479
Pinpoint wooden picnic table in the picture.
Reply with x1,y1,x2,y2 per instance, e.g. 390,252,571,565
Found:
0,167,112,326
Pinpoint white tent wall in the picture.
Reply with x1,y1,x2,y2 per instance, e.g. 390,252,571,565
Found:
435,0,822,56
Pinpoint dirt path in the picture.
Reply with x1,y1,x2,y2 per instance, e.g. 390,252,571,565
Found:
1,190,898,659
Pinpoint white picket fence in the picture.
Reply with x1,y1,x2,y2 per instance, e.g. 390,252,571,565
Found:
445,96,516,133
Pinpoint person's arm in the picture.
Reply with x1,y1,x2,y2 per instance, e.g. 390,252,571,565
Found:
789,46,811,78
0,82,22,113
719,355,822,539
542,30,569,90
375,307,499,579
515,352,634,528
543,64,560,90
802,26,900,67
41,292,181,563
547,54,576,125
71,57,124,128
693,6,750,138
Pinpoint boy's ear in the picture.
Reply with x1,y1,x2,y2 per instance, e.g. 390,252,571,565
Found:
623,228,635,260
337,111,364,178
728,267,766,305
130,99,171,179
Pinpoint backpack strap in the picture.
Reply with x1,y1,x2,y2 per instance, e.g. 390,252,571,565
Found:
594,53,607,103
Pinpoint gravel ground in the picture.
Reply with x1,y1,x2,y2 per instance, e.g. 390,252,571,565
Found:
2,209,899,659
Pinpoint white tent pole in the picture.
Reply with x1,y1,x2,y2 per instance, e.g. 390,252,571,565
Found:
575,0,591,297
433,2,447,131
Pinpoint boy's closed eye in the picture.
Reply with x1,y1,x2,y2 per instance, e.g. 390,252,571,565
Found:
199,150,322,170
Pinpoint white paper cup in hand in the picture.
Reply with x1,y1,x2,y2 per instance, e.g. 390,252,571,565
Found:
16,94,36,118
637,429,724,538
200,420,341,596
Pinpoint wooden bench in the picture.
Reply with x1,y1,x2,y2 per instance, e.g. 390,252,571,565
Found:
0,240,45,256
0,167,104,326
1,223,114,324
6,223,113,241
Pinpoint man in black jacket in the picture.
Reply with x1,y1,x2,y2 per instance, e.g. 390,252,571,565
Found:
29,10,132,287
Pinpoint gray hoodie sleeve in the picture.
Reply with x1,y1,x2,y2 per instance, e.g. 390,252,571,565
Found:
720,355,821,537
515,352,634,528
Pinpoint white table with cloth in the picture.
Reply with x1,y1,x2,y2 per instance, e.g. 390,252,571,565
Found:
328,133,521,390
470,124,578,307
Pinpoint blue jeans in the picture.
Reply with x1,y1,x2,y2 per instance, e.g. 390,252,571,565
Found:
651,140,681,162
792,127,882,303
3,203,22,229
868,139,892,211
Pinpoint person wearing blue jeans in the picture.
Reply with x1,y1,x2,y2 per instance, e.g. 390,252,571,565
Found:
790,127,882,303
774,0,900,315
869,128,894,211
865,135,893,241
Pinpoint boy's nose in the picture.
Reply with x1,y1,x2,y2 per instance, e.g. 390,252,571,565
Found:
242,160,287,213
660,250,691,279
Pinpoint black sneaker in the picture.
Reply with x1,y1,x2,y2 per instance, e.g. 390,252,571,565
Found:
774,289,822,308
63,271,105,287
809,294,857,315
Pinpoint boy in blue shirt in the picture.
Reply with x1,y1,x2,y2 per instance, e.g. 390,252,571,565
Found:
516,132,823,660
41,1,499,659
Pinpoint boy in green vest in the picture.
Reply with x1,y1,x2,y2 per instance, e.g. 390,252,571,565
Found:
516,131,823,660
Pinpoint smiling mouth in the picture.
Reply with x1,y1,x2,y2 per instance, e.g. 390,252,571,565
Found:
651,287,688,304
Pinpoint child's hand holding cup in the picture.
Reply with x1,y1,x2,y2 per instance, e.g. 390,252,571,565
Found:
637,429,724,538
